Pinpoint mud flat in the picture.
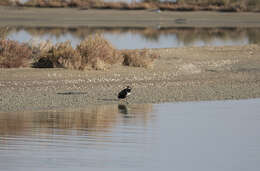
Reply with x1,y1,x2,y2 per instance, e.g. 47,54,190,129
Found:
0,45,260,112
1,6,260,27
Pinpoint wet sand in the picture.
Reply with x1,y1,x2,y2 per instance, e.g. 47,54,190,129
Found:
1,45,260,112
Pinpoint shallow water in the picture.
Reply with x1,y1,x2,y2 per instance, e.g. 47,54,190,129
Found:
0,99,260,171
4,26,260,49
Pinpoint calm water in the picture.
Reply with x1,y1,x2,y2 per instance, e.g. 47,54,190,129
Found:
0,99,260,171
3,26,260,49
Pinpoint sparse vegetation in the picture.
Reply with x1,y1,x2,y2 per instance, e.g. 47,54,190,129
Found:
176,0,260,11
20,0,101,8
0,39,33,68
122,49,157,68
0,0,259,12
0,33,158,70
32,41,82,69
76,34,122,70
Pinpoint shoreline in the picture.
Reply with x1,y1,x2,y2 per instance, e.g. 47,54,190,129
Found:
1,45,260,112
1,7,260,28
1,8,260,112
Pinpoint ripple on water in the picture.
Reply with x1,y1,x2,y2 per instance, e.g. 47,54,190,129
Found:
0,99,260,171
5,27,260,49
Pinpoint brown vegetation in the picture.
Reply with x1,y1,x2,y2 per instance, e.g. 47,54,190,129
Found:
32,41,82,69
0,33,157,70
76,34,122,70
17,0,104,8
1,0,259,12
122,49,157,68
177,0,260,12
0,39,33,68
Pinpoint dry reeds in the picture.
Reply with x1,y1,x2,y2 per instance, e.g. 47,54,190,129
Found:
0,32,157,69
33,41,82,69
28,34,156,70
122,49,157,68
7,0,258,12
0,39,33,68
176,0,260,12
0,27,11,40
77,34,122,70
22,0,103,8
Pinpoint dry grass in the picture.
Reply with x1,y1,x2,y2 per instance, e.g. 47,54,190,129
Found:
0,39,33,68
121,49,158,68
32,41,82,69
0,33,157,69
31,34,158,70
0,27,11,40
54,41,82,69
21,0,103,8
76,34,122,70
176,0,260,12
99,2,155,10
5,0,256,12
21,0,154,10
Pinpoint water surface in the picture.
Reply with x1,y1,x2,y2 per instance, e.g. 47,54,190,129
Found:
0,99,260,171
3,26,260,49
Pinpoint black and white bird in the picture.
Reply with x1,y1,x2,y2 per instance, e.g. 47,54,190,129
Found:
118,86,131,102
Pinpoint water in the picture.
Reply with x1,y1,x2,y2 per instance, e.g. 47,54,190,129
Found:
3,26,260,49
0,99,260,171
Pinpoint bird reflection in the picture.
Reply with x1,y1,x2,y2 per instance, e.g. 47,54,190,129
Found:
118,104,128,115
0,104,153,137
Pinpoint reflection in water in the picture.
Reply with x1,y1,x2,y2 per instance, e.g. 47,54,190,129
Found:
2,26,260,49
1,99,260,171
0,104,156,170
0,104,153,136
118,104,128,115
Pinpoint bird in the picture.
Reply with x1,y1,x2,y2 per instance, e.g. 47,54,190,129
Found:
118,86,131,103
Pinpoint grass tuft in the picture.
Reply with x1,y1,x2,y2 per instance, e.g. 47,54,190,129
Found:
0,34,157,70
77,34,122,70
11,0,259,12
32,41,82,69
0,39,33,68
122,49,158,68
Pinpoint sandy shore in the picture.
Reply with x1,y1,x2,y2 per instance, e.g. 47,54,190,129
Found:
1,7,260,112
1,45,260,112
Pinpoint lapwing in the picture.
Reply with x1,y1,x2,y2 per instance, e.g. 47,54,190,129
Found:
118,86,131,103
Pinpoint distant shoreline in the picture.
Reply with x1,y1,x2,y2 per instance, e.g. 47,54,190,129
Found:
2,0,260,13
1,7,260,28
